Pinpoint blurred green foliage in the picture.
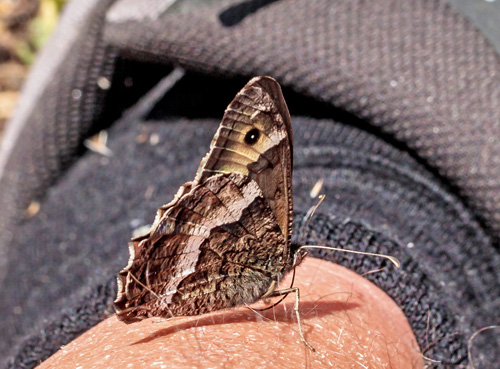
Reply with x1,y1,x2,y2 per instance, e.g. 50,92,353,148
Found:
17,0,67,65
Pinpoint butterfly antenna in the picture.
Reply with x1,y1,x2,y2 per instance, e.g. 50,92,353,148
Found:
298,245,400,268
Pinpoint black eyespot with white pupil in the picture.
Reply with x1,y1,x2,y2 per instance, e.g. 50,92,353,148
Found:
244,128,260,145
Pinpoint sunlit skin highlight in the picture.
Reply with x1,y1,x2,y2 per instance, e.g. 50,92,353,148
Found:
38,258,424,369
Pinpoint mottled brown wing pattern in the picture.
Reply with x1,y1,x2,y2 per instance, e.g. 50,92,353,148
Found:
195,76,293,255
115,173,286,319
114,76,293,321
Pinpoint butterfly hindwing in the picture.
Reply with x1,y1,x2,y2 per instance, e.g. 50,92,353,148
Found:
115,173,286,319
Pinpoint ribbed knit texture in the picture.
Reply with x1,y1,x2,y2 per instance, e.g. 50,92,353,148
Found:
106,0,500,237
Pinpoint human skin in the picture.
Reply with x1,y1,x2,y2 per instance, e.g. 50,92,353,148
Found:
37,258,424,369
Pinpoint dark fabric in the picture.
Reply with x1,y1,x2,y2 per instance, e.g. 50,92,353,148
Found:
105,0,500,237
1,0,500,368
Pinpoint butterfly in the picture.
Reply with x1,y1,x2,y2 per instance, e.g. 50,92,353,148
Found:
113,76,310,325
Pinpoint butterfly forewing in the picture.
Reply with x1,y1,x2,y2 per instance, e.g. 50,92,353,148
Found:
196,76,293,249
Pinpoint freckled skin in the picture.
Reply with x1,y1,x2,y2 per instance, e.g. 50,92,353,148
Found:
40,259,424,369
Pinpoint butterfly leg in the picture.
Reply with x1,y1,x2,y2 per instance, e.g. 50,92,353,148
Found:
266,287,315,351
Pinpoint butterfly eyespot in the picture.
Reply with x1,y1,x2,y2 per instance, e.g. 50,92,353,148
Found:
244,128,260,145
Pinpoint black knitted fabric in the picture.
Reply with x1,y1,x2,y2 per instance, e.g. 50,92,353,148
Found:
1,0,499,368
105,0,500,236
